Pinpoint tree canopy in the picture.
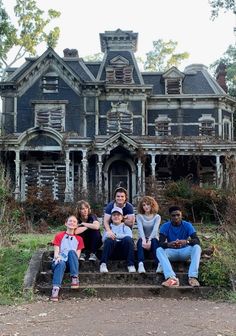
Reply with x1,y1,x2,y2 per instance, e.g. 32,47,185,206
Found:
143,39,189,72
209,0,235,19
210,44,236,98
0,0,60,80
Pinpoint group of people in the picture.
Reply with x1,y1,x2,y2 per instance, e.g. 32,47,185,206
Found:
50,187,202,301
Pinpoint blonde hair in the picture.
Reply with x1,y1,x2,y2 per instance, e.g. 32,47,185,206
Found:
137,196,159,214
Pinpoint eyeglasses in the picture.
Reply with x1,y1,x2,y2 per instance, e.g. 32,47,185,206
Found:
171,213,181,217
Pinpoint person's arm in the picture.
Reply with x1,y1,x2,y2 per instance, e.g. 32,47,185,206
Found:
136,215,146,241
103,213,116,239
148,215,161,241
189,232,200,246
76,249,82,259
158,233,177,248
123,214,135,227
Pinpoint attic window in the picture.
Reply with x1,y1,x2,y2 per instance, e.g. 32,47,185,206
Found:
165,78,182,94
42,74,58,93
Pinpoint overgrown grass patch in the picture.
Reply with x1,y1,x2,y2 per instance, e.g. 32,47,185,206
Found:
0,233,53,305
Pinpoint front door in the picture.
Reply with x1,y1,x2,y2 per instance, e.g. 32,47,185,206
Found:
109,160,131,201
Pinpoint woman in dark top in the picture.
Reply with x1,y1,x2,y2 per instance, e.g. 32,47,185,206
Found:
75,200,102,261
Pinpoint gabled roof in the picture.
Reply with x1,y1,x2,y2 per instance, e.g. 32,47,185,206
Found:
2,48,94,95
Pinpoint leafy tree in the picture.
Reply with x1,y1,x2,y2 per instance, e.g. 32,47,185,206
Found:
0,0,60,80
210,44,236,97
83,53,103,62
209,0,235,19
144,39,189,72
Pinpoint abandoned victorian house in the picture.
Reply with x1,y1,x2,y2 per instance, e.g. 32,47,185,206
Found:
0,29,236,204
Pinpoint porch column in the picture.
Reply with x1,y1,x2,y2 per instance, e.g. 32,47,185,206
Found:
14,150,21,201
137,158,142,196
97,152,103,194
215,155,223,188
151,153,156,177
64,150,72,202
81,149,88,193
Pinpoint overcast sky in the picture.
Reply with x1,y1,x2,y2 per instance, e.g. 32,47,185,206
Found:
3,0,236,70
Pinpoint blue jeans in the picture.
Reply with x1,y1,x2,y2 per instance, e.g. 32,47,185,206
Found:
156,245,201,279
137,238,159,266
100,236,135,266
52,250,79,287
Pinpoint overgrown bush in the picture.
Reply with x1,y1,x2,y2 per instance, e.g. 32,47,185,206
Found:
163,179,226,223
200,234,235,287
0,165,23,246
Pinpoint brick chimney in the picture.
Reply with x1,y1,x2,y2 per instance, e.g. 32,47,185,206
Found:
215,62,228,93
63,48,79,58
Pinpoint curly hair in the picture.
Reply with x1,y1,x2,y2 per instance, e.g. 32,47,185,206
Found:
76,200,91,219
137,196,159,214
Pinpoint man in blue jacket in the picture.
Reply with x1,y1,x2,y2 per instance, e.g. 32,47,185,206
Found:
156,206,201,287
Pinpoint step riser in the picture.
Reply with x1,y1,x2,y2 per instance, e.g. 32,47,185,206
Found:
41,260,191,273
36,286,210,299
37,272,190,285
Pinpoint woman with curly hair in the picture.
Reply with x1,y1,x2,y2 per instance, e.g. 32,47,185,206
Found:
136,196,161,273
75,200,102,261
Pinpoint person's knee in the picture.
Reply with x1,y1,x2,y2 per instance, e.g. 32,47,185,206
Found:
192,244,201,254
156,247,164,256
68,250,77,257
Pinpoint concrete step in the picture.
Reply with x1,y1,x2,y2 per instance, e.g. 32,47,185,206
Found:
36,283,211,299
37,270,192,285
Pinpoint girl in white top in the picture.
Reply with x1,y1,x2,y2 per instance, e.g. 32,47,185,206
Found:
136,196,161,273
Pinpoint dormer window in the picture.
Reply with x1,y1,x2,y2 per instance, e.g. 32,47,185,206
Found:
42,72,58,93
199,115,215,136
165,78,182,94
155,115,171,136
105,56,133,84
163,67,184,95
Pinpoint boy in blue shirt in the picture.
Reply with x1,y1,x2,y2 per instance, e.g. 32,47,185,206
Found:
156,206,201,287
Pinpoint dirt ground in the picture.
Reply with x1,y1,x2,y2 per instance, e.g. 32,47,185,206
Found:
0,297,236,336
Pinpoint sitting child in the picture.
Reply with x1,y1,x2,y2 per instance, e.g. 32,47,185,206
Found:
50,215,84,302
100,207,136,273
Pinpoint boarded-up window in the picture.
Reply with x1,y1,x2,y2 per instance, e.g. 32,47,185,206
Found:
35,104,65,131
107,102,133,134
200,120,215,136
106,65,133,84
155,116,171,136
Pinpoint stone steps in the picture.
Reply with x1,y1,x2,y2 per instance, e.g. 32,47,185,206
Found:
33,250,212,300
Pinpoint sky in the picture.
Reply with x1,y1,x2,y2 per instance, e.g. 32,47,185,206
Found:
3,0,236,71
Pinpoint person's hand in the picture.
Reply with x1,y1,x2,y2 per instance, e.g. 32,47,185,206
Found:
53,255,61,264
168,241,178,248
142,240,151,250
107,230,116,240
174,239,187,247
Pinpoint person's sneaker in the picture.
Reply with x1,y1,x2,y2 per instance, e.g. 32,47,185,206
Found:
50,286,59,302
100,263,108,273
128,265,136,273
89,253,97,261
162,277,179,287
138,262,146,273
156,263,163,273
188,277,200,287
71,276,79,289
79,253,86,261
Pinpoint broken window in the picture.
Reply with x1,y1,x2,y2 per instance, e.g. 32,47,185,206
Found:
105,56,133,84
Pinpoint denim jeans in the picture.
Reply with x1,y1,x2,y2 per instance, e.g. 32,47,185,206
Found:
100,236,135,266
156,244,201,279
137,238,159,266
52,250,79,287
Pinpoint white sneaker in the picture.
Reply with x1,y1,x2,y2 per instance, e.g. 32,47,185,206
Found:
80,253,86,261
128,265,136,273
100,263,108,273
156,263,163,273
89,253,97,261
138,262,146,273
